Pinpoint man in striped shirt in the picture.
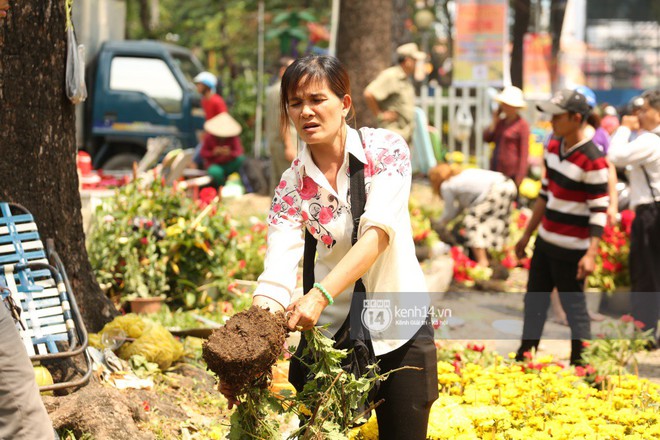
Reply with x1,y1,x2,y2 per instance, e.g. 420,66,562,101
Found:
515,89,610,365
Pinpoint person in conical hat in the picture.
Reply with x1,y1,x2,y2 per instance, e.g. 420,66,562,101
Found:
199,112,245,187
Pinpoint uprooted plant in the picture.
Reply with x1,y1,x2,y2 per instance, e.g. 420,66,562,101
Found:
204,310,418,440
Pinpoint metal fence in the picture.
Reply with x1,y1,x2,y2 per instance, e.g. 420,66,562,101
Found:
416,84,547,170
416,84,492,169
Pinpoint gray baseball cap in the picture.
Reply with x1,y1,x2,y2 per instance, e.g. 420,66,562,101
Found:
537,89,592,115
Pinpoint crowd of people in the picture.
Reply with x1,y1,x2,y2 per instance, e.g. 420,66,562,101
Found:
203,42,658,435
1,6,657,432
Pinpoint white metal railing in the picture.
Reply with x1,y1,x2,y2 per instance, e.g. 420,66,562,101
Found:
416,84,492,169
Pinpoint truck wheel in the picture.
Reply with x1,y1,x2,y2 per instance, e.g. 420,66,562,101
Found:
102,153,142,171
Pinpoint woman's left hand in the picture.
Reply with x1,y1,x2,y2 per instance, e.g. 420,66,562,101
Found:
285,289,327,331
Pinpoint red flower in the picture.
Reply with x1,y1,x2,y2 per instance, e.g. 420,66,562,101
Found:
278,180,287,189
139,237,148,245
517,212,528,230
602,259,617,273
321,234,333,246
199,187,217,205
582,341,590,348
272,203,282,213
523,351,533,360
238,260,246,269
454,352,462,361
301,211,309,221
520,257,531,270
586,365,596,375
452,359,461,374
621,314,634,323
467,343,485,352
298,176,318,200
142,400,150,412
287,207,297,216
318,207,334,225
282,195,294,206
620,210,635,234
634,320,645,330
501,253,517,269
575,366,586,377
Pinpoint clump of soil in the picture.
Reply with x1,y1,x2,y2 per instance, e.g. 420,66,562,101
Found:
202,306,287,391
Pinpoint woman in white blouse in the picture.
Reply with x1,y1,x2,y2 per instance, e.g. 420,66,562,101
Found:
225,55,438,439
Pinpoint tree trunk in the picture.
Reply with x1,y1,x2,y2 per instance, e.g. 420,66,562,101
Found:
511,0,531,89
337,0,392,130
0,0,116,332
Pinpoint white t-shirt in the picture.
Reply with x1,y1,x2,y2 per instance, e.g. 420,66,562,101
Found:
608,125,660,209
253,126,428,355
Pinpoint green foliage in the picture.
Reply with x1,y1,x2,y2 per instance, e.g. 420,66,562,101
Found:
227,328,391,439
582,315,655,378
87,178,267,309
229,382,283,440
289,328,380,438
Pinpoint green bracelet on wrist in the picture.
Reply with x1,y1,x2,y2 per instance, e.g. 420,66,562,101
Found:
313,282,334,306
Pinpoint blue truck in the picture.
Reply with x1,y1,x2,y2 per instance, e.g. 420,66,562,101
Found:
74,0,206,169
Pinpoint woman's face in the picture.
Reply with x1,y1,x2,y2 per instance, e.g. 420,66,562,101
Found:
638,100,660,132
500,103,519,117
287,77,351,148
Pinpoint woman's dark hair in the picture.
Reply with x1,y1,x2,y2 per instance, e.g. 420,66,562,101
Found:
279,55,354,132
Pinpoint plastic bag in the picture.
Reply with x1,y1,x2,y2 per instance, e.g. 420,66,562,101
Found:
66,26,87,104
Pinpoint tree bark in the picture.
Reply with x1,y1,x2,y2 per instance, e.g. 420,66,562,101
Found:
337,0,392,130
0,0,116,332
511,0,531,89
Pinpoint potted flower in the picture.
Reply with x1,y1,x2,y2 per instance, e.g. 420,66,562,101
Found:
87,174,265,311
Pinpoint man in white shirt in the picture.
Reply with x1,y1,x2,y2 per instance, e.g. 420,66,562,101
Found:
608,88,660,347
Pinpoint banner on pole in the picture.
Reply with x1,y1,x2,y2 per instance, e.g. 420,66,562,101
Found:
523,33,552,100
453,0,508,87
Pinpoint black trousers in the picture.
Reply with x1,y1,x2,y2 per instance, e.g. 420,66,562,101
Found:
517,244,591,365
374,323,438,440
630,203,660,341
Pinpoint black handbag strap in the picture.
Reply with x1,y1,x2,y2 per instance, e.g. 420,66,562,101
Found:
303,129,366,295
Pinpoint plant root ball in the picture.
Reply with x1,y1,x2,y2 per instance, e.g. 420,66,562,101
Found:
202,306,287,391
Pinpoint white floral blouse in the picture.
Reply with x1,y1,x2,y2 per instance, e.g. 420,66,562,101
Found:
253,126,428,355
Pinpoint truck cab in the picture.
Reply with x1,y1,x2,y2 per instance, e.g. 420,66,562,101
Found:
82,40,206,169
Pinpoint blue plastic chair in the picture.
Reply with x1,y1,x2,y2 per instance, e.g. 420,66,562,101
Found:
0,202,92,391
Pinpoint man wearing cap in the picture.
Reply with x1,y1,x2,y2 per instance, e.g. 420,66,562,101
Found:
194,71,227,120
483,86,530,186
514,89,610,365
193,72,228,168
364,43,426,144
